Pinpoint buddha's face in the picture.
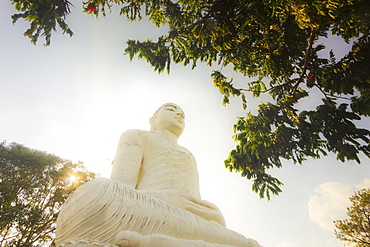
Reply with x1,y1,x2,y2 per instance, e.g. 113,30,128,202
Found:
150,103,185,138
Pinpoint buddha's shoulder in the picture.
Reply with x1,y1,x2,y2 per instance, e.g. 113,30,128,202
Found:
119,129,150,141
121,129,148,135
120,130,176,142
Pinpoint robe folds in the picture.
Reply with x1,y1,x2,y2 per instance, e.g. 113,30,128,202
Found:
55,178,248,246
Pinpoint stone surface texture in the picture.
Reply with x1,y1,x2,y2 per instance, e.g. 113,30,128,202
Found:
57,238,117,247
55,103,260,247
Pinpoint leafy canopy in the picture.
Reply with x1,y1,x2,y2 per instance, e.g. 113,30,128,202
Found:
11,0,73,46
334,188,370,247
11,0,370,199
0,142,97,246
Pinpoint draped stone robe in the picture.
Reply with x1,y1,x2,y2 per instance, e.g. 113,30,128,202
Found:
55,130,258,247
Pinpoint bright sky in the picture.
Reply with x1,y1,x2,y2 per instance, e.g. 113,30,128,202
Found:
1,1,370,247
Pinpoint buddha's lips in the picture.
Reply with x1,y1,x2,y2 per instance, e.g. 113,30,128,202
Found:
175,117,184,123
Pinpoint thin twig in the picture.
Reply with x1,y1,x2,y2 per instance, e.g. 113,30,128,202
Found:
313,82,351,100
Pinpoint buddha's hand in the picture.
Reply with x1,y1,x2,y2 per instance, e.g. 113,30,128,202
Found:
185,199,226,227
142,189,226,227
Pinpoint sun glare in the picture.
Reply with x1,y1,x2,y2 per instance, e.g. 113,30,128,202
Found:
66,175,78,184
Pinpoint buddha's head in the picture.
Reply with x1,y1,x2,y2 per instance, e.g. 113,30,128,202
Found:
150,103,185,138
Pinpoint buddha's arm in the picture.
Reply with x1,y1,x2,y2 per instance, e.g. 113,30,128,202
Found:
110,130,144,188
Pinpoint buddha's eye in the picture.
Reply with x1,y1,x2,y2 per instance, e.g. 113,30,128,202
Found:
166,108,175,112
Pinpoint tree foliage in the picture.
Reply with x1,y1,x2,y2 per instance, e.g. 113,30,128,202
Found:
0,142,98,247
334,188,370,247
11,0,74,46
10,0,370,199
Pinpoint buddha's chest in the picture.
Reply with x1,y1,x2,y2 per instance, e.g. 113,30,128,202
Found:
143,132,195,165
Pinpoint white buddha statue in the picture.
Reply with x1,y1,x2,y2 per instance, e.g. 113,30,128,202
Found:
55,103,260,247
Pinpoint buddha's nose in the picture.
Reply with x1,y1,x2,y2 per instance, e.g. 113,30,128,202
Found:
177,112,185,118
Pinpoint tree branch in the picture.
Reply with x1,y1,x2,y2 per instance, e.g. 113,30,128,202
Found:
291,28,316,94
0,227,18,243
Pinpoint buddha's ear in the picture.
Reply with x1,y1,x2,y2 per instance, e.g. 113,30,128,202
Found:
149,117,155,131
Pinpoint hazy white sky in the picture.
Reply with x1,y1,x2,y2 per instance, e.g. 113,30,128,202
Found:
1,1,369,246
